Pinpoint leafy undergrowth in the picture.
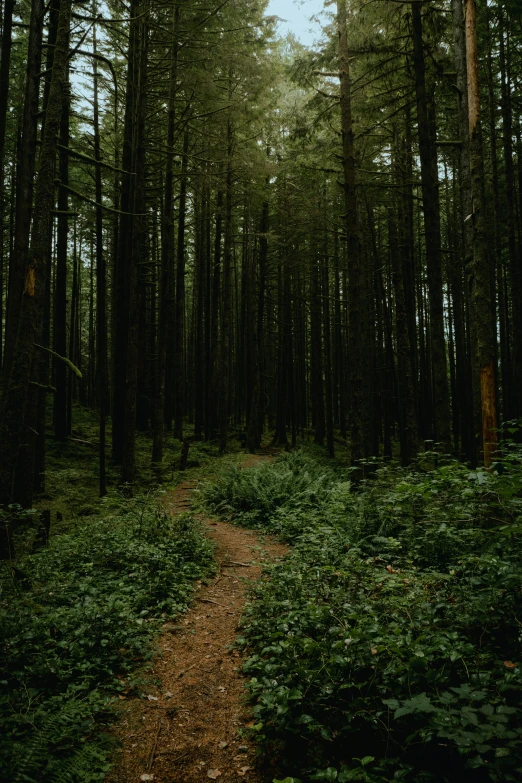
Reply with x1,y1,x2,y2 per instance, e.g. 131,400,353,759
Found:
203,447,522,782
41,403,242,533
0,495,213,783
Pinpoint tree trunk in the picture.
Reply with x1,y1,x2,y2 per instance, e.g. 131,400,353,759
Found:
499,9,522,421
218,117,233,454
121,0,148,487
152,4,178,464
93,14,107,495
411,1,451,450
465,0,498,465
173,130,189,440
337,0,369,470
2,0,44,394
53,63,69,441
0,0,72,506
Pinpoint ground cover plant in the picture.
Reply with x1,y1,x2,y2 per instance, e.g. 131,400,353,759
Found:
203,449,522,782
0,495,213,783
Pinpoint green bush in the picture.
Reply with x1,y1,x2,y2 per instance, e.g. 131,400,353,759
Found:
201,450,335,534
0,494,213,783
206,449,522,782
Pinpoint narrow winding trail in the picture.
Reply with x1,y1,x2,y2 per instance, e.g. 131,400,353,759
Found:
110,457,287,783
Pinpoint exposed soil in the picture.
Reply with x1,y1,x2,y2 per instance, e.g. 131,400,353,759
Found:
109,455,287,783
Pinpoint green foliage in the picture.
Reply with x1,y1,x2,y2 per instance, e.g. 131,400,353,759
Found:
0,493,213,782
205,450,522,782
200,450,335,534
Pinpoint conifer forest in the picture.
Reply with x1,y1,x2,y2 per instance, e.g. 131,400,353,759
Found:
2,0,522,781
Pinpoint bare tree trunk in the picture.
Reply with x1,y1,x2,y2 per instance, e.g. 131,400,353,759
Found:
121,0,149,487
0,0,72,507
152,4,178,464
411,2,451,450
337,0,369,471
53,63,69,441
93,13,107,495
499,9,522,421
2,0,44,393
452,0,479,462
219,117,233,454
465,0,498,465
173,130,189,440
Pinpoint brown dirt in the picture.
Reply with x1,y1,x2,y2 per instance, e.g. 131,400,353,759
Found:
109,455,287,783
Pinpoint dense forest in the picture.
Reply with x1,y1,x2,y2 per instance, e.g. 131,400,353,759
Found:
1,0,522,781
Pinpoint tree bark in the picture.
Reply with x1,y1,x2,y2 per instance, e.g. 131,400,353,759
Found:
93,13,107,495
173,130,189,440
2,0,44,394
411,1,451,450
0,0,72,506
465,0,498,465
337,0,369,470
152,4,179,464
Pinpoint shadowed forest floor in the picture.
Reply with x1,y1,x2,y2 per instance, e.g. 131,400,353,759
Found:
108,456,287,783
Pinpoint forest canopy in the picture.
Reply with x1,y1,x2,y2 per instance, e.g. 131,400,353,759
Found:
0,0,521,505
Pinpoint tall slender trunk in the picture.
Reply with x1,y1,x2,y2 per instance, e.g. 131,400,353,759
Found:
53,63,69,440
113,0,140,464
173,130,189,440
247,190,268,452
0,0,14,372
452,0,479,461
499,10,522,420
152,4,178,464
93,14,107,495
2,0,44,393
121,0,148,487
207,183,223,440
465,0,498,465
0,0,72,509
323,247,334,458
337,0,368,469
411,2,451,450
219,117,233,454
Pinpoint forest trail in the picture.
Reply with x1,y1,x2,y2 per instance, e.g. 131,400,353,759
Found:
109,454,287,783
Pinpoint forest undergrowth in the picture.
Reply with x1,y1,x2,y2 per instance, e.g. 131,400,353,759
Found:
202,444,522,783
0,407,249,783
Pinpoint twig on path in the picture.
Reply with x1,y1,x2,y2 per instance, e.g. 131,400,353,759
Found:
157,749,190,763
200,598,229,608
222,561,256,567
147,717,164,772
176,661,199,679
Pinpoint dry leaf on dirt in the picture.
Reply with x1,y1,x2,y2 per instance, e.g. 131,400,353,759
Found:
140,775,154,781
218,741,228,749
207,769,222,779
504,661,517,669
146,694,158,701
237,766,251,775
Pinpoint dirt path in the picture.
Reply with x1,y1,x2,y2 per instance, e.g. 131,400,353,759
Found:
109,460,286,783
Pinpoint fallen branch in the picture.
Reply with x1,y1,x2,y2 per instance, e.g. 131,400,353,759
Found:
147,718,163,772
222,561,256,568
200,598,229,608
176,661,198,679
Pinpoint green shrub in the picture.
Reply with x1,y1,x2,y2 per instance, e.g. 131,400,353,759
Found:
205,448,522,782
0,494,213,782
200,450,335,534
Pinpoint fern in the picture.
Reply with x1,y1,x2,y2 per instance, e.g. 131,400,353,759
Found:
13,711,65,783
51,739,112,783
